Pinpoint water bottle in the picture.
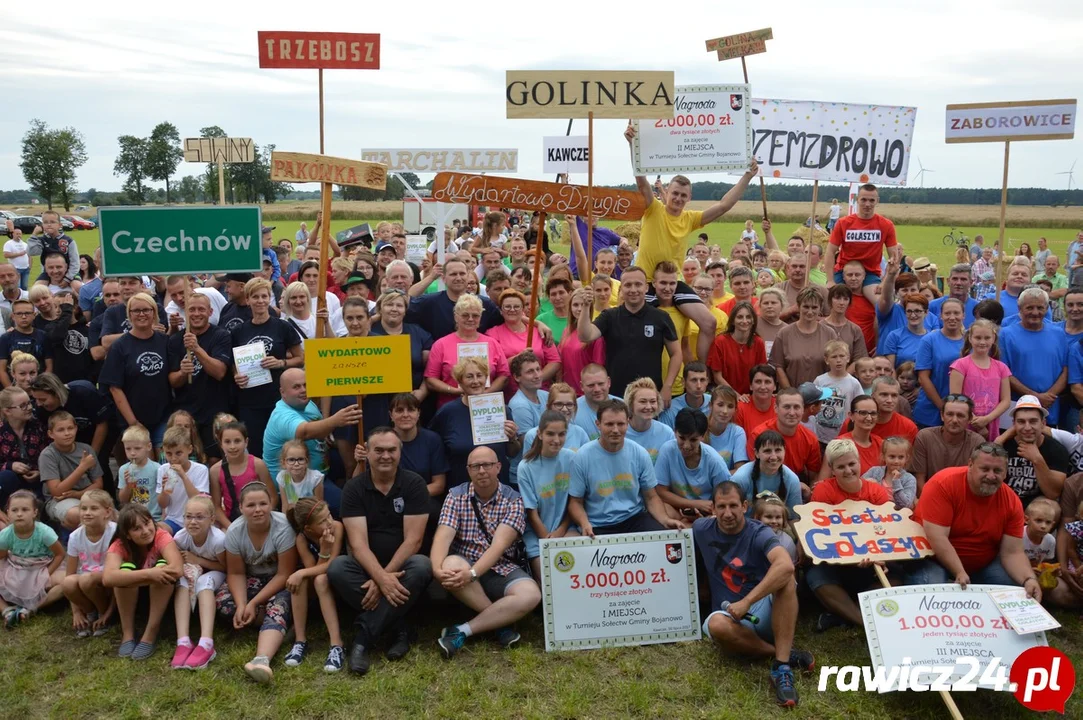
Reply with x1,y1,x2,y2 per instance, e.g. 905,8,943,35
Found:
720,600,760,625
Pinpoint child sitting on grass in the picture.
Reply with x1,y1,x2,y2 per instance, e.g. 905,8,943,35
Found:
861,436,917,510
752,491,798,564
0,490,66,627
61,489,116,637
156,427,210,535
40,411,104,531
1022,497,1058,566
117,425,162,526
171,495,227,670
275,440,324,516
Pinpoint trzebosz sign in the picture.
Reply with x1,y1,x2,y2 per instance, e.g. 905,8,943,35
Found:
98,206,263,276
750,98,917,185
506,71,675,119
945,99,1077,143
257,31,380,69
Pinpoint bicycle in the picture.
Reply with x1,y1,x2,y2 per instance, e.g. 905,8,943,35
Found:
942,227,969,247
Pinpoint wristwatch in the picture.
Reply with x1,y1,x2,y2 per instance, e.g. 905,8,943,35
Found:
469,567,477,581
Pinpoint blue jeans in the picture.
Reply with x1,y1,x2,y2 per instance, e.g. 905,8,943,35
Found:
16,268,29,291
902,557,1018,587
0,469,38,509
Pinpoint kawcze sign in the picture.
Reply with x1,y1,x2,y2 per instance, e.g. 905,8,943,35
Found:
257,31,380,70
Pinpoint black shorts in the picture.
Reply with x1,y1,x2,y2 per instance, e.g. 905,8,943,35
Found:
594,511,665,535
645,280,702,307
198,421,221,462
478,567,533,601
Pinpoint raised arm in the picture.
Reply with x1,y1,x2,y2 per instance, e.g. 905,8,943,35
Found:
701,159,760,225
624,121,655,207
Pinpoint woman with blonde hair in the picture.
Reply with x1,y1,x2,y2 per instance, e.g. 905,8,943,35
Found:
280,282,345,344
424,294,510,407
622,377,673,464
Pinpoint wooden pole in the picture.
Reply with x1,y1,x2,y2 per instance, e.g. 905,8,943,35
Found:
873,565,964,720
585,111,594,284
319,69,325,154
355,394,366,473
316,184,331,339
809,180,819,244
995,141,1010,303
525,211,547,347
217,158,225,205
184,282,193,384
739,57,769,220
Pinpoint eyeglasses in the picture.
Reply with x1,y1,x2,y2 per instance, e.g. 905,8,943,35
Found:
853,410,878,417
130,307,154,315
904,308,925,315
183,514,210,522
467,461,498,472
551,402,575,410
285,457,307,464
13,311,33,317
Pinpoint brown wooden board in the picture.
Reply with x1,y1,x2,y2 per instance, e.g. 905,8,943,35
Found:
506,71,674,119
270,151,387,190
792,501,934,565
258,31,380,70
705,28,773,52
716,40,767,61
431,172,645,221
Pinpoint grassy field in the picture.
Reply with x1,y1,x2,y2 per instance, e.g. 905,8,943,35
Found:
0,597,1078,718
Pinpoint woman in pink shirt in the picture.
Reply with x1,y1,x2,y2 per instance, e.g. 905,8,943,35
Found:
424,294,510,407
484,289,561,399
948,319,1012,440
558,288,606,396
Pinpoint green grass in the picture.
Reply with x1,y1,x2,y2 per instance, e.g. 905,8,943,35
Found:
1,600,1078,718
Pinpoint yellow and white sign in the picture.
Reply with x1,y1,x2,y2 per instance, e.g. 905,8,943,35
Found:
304,335,412,397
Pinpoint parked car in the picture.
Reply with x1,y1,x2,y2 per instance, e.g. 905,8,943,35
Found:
58,216,74,231
62,215,96,230
11,216,42,234
76,205,91,211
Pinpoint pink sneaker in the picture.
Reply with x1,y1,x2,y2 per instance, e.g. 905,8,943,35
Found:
184,645,216,670
171,644,194,669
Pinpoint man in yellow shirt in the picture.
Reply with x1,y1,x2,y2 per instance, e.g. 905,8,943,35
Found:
625,121,759,364
654,261,692,396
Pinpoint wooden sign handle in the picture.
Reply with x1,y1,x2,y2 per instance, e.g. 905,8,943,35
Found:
184,283,193,385
994,141,1010,303
355,393,366,474
525,211,547,347
316,183,331,339
585,112,594,284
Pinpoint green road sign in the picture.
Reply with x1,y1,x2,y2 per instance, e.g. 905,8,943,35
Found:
98,206,263,276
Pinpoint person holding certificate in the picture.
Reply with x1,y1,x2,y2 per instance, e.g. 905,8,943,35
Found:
424,295,510,409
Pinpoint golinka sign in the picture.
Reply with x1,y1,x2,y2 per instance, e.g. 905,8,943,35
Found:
98,206,263,276
431,172,646,221
257,31,380,70
791,501,934,564
506,71,675,119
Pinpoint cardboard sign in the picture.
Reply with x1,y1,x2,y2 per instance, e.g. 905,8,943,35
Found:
540,531,700,651
945,99,1076,144
987,588,1061,634
750,98,917,185
183,137,254,164
705,28,773,52
257,31,380,70
431,172,645,221
634,85,752,174
717,40,767,61
270,151,387,190
543,136,590,174
506,71,675,119
303,335,413,397
468,393,509,445
360,149,517,173
792,501,934,565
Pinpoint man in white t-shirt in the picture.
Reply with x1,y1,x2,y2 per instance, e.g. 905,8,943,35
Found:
164,276,228,330
827,199,841,232
3,229,30,290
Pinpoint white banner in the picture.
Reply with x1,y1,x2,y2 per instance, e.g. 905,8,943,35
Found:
543,135,590,174
945,100,1076,143
540,530,700,651
359,149,518,173
634,85,752,174
749,98,917,185
860,584,1047,692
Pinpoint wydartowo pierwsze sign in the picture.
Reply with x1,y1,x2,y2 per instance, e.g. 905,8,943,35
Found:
304,335,412,398
792,501,934,564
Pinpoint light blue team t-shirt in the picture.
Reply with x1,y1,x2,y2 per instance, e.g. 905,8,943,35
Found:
572,395,621,441
624,420,675,464
913,331,966,427
118,459,163,521
657,393,712,428
518,448,577,557
708,424,749,469
882,326,927,368
0,522,58,558
655,440,730,501
729,462,802,517
569,440,657,527
875,304,905,356
1000,322,1069,425
523,423,591,454
264,400,326,478
925,297,978,330
509,389,549,484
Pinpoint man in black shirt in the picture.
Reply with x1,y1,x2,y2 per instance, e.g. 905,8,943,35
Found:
577,265,681,401
89,279,123,364
1001,396,1070,508
327,427,433,675
216,273,256,334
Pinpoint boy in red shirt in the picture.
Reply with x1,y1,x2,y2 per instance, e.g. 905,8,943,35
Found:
825,184,901,308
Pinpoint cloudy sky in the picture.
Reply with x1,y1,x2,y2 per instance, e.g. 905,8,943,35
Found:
2,0,1082,193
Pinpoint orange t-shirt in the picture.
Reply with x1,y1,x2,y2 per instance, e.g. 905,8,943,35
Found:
837,432,884,475
748,419,822,477
718,296,759,317
810,476,893,505
107,529,174,569
735,398,776,435
829,214,897,275
914,466,1024,573
872,413,918,445
846,296,877,355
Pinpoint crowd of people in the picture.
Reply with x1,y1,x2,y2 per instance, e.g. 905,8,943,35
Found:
1,133,1082,707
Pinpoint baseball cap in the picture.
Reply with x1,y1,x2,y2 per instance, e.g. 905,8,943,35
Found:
912,257,931,271
797,382,832,406
342,272,371,289
980,270,994,281
223,272,253,283
375,241,395,254
261,226,276,234
1011,395,1048,419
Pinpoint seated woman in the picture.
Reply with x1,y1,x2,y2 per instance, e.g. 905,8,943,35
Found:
424,294,510,408
0,386,48,511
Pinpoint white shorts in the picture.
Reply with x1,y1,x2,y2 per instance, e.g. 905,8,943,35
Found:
179,570,226,594
46,497,79,524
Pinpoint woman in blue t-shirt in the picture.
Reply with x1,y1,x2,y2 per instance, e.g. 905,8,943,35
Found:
730,430,801,518
913,298,966,428
517,411,579,579
623,377,675,464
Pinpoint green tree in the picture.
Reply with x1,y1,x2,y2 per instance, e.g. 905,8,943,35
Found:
177,175,201,204
19,119,88,210
145,122,183,203
113,135,150,204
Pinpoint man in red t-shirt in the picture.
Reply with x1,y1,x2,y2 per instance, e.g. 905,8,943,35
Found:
825,184,900,308
908,443,1040,599
869,377,918,444
747,388,821,483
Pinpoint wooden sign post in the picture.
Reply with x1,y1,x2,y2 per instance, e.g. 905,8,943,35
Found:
505,70,675,288
258,30,383,460
705,28,773,219
183,136,255,205
433,171,646,345
945,99,1077,300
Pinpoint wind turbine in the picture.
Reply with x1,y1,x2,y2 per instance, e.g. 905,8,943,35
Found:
1057,161,1077,191
913,157,935,188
